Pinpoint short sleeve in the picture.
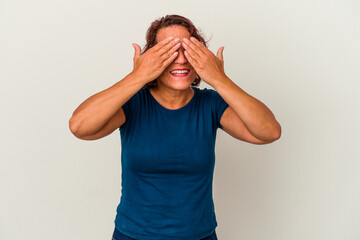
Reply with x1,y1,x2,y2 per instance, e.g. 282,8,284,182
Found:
119,88,143,131
121,95,134,120
214,91,229,129
206,89,229,129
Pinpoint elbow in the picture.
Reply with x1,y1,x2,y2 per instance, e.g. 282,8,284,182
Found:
69,115,99,140
69,116,81,137
269,122,282,142
259,122,281,144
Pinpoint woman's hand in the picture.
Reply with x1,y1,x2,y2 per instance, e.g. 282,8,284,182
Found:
182,37,226,86
131,37,181,84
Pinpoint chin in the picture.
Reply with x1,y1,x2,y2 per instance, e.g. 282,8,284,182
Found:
171,81,191,89
168,80,194,91
159,76,196,91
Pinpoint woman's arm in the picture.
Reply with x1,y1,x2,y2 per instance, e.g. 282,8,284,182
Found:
69,72,144,139
69,37,181,139
215,77,281,143
182,37,281,143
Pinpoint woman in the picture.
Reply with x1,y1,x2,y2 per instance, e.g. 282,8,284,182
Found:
69,15,281,240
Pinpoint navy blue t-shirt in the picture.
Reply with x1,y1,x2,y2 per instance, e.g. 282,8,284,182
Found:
114,87,229,240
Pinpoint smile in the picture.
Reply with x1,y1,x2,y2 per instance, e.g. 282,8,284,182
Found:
170,69,190,77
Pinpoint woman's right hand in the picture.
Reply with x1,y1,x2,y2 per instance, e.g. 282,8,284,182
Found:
131,37,181,83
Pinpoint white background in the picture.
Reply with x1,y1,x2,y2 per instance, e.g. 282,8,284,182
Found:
1,0,359,239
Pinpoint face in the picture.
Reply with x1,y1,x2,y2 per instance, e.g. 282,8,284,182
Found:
155,25,197,91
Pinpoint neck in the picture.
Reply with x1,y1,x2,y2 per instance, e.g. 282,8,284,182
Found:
150,83,194,110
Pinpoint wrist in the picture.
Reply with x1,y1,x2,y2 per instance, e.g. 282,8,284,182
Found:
211,74,232,91
128,71,151,86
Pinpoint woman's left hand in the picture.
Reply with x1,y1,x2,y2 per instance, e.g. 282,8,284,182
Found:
182,37,227,86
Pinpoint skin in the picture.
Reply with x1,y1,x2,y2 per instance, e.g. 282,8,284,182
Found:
149,26,197,109
69,25,281,144
140,25,281,144
69,35,184,139
180,31,282,144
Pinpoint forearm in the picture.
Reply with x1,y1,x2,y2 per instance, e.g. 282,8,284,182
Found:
69,72,145,137
213,76,281,141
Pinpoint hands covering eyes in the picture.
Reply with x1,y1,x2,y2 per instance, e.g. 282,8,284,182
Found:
182,37,226,86
131,36,226,86
131,37,181,84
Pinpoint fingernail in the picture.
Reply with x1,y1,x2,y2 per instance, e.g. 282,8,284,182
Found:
174,38,180,42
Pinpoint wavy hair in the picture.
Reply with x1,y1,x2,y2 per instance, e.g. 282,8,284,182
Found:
142,15,208,88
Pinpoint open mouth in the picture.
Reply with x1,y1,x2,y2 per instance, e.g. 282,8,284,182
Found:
170,69,190,77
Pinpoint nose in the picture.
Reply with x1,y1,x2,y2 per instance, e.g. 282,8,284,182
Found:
174,47,188,64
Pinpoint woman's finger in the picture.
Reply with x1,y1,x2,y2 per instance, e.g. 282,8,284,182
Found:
184,50,199,68
162,51,179,67
158,38,180,56
152,36,175,52
160,42,181,62
182,41,201,61
132,43,141,62
189,37,208,54
217,46,224,62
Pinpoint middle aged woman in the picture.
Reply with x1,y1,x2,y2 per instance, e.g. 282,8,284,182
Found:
69,14,281,240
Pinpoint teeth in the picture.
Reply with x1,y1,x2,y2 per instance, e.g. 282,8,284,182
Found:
170,70,189,74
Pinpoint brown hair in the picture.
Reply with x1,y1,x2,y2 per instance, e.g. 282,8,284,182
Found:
142,15,208,88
